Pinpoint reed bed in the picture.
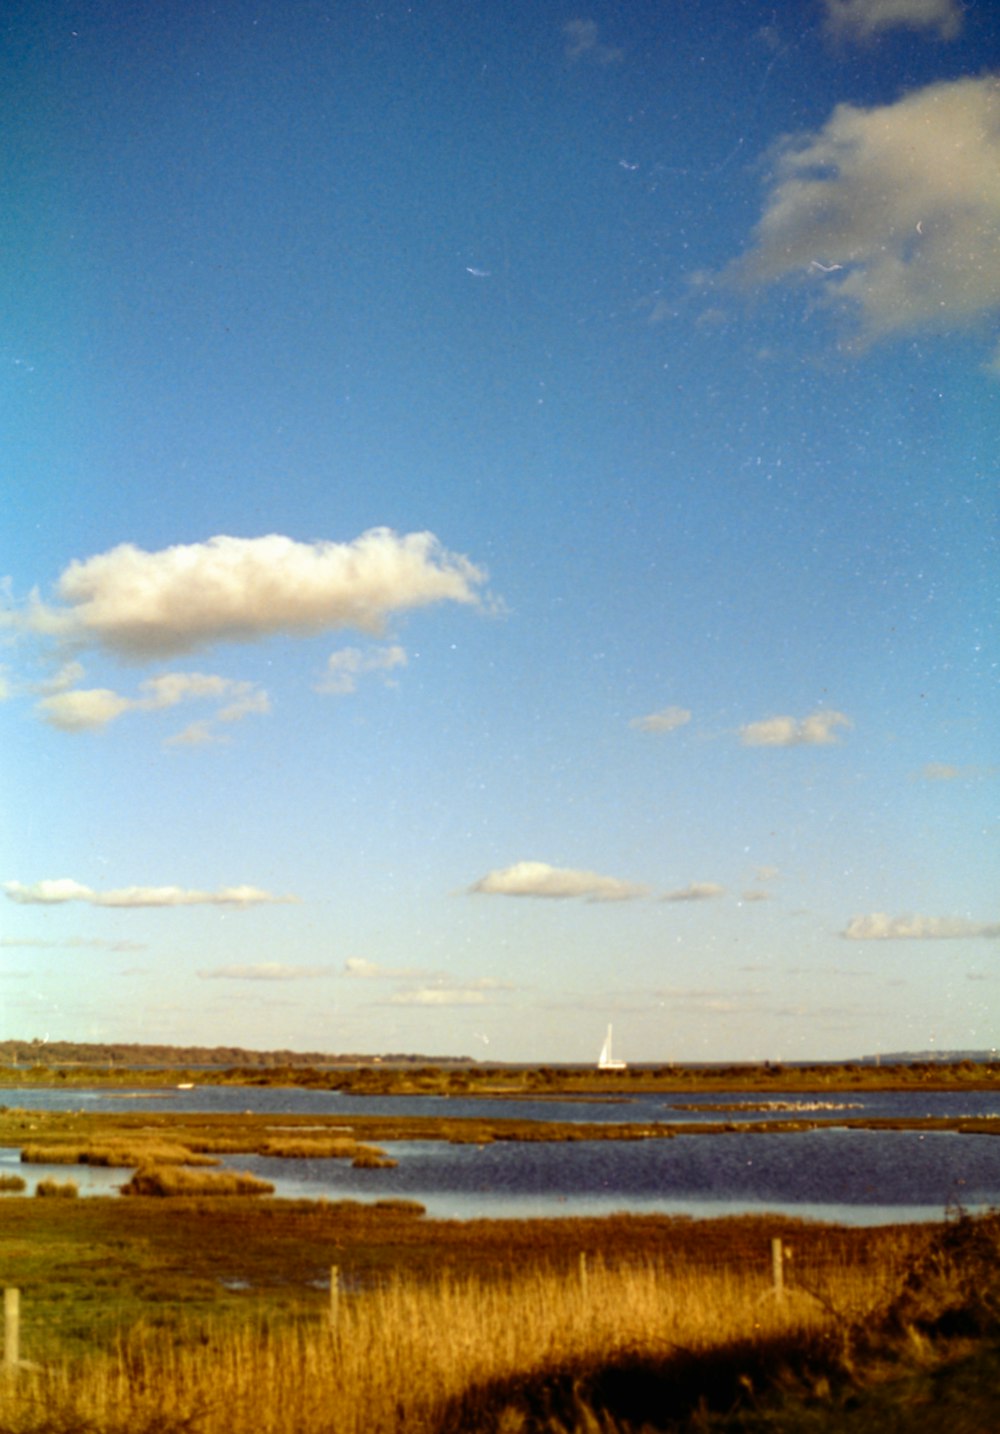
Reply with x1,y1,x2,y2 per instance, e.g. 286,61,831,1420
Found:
120,1166,275,1197
0,1245,899,1434
21,1142,217,1169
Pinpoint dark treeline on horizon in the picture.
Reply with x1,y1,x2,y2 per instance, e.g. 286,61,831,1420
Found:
1,1039,996,1070
0,1039,470,1068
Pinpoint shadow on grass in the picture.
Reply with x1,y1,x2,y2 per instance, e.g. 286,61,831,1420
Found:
436,1210,1000,1434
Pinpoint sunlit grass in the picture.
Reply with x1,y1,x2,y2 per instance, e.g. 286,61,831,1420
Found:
0,1229,920,1433
120,1166,275,1197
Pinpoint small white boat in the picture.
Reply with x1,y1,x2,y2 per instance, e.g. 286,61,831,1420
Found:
597,1024,626,1071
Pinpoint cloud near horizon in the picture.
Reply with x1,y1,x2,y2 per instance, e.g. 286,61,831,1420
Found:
469,861,649,902
629,705,692,735
728,75,1000,363
16,529,488,661
197,964,330,980
661,882,725,903
740,710,852,747
3,880,296,908
822,0,963,42
843,913,1000,940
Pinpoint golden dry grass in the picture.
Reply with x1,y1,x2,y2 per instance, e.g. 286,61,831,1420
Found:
0,1241,905,1434
33,1179,78,1199
120,1166,275,1197
21,1141,217,1169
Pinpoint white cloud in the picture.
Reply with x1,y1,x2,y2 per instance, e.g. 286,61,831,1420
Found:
38,688,134,731
629,705,692,735
38,671,270,737
741,890,771,903
316,644,407,696
21,529,488,660
843,912,1000,940
823,0,962,42
729,76,1000,353
469,860,649,902
661,882,725,903
197,964,330,980
343,957,428,981
3,880,296,908
740,710,852,747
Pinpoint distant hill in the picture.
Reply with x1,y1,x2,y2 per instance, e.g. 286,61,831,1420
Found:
861,1050,998,1065
0,1039,471,1068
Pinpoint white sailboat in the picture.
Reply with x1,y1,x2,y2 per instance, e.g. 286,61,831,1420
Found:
597,1024,626,1071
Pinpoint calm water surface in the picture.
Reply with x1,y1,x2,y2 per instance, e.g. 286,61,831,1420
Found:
3,1086,999,1223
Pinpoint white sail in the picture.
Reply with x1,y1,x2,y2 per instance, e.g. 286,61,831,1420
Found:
597,1023,626,1070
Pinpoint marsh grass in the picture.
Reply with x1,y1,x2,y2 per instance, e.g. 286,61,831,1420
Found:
21,1142,217,1169
34,1179,78,1198
0,1172,27,1191
0,1231,920,1434
121,1166,275,1197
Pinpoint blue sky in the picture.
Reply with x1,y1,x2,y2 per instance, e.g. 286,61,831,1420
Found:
2,0,997,1063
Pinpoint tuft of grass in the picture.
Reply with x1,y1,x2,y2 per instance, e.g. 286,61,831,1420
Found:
372,1198,425,1215
0,1171,27,1192
351,1146,397,1169
35,1178,79,1198
260,1135,362,1158
21,1140,217,1168
121,1165,275,1197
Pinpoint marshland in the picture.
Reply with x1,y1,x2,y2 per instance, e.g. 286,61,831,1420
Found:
2,1062,1000,1429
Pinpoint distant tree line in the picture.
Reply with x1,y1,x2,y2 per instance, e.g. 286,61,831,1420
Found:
0,1039,470,1068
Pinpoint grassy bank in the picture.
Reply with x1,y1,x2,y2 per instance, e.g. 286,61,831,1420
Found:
3,1058,1000,1097
1,1207,998,1432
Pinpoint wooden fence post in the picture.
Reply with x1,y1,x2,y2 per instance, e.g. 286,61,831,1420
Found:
770,1238,784,1297
3,1288,19,1368
329,1265,340,1325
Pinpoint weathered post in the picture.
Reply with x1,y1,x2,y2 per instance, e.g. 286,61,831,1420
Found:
3,1288,19,1368
770,1238,784,1297
330,1265,340,1325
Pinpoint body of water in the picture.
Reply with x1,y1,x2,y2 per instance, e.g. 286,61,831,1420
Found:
3,1086,999,1223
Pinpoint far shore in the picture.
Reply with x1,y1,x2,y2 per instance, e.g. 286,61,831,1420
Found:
2,1057,1000,1100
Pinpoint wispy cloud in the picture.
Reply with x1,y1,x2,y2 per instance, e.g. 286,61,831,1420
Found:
469,861,649,902
15,529,489,661
38,671,270,740
740,710,852,747
343,957,429,981
388,979,510,1007
197,963,330,980
822,0,963,42
0,935,146,951
728,75,1000,366
629,705,691,735
843,913,1000,940
563,19,624,65
3,880,296,908
316,644,407,696
917,762,996,783
661,882,725,903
